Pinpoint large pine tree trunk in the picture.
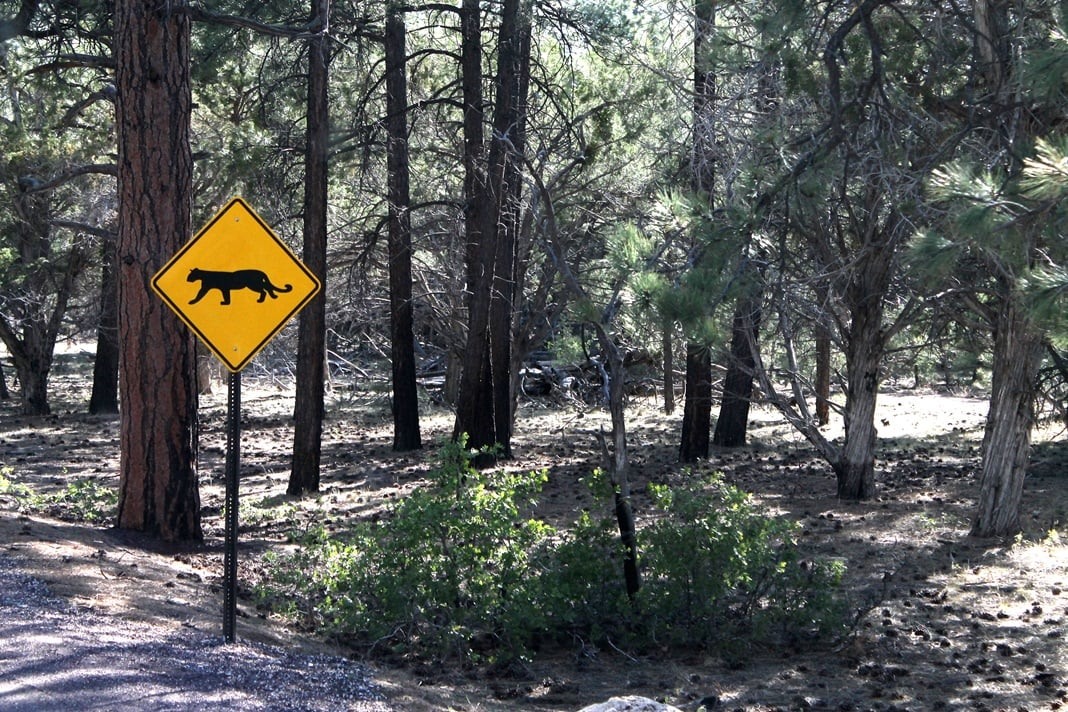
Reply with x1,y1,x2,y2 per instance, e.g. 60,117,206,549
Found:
289,0,330,496
115,0,201,541
972,298,1043,537
385,2,421,452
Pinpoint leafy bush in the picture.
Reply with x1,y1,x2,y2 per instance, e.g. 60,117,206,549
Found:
0,468,117,524
257,443,847,665
260,436,554,663
639,475,846,651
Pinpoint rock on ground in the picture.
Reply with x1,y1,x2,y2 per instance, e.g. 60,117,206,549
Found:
577,695,683,712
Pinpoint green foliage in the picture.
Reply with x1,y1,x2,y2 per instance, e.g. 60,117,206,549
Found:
257,444,846,665
640,475,846,651
45,479,118,523
260,436,555,663
0,468,116,524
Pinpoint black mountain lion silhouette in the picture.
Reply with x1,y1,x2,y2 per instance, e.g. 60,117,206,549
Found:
187,268,293,305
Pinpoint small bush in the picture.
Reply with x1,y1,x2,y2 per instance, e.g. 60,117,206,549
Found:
640,475,846,651
261,436,554,663
0,468,117,524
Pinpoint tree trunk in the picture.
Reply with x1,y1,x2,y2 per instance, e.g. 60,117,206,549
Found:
385,2,421,452
834,297,884,501
460,0,484,299
115,0,201,541
89,233,119,415
454,0,530,457
815,325,831,426
713,282,762,447
591,324,639,598
679,342,712,462
662,324,674,414
971,298,1043,537
289,0,331,496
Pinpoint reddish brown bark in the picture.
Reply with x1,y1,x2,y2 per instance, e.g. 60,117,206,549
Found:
115,0,201,541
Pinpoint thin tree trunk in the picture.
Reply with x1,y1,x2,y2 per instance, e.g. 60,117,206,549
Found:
679,343,711,462
834,297,883,501
385,1,421,452
662,324,674,414
289,0,330,495
713,282,762,447
89,233,119,414
597,331,640,598
115,0,201,541
678,0,716,460
815,325,831,426
972,298,1043,537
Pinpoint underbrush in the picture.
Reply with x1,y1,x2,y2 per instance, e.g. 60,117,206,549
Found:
255,438,848,666
0,467,117,523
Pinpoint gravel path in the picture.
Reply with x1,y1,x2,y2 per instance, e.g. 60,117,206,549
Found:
0,554,393,711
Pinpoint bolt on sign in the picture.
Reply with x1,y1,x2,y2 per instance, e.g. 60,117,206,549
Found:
152,197,321,372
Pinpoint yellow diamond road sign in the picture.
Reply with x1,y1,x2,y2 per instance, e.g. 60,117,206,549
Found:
152,197,321,372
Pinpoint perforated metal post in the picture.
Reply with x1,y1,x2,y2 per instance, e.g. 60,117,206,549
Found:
223,370,241,642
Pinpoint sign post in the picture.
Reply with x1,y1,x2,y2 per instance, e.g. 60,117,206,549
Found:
152,197,321,642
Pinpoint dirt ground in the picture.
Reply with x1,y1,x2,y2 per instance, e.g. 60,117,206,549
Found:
3,344,1068,711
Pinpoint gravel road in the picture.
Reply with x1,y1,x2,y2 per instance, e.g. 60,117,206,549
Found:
0,554,393,711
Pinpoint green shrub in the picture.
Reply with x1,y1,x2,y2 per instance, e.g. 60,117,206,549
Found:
0,468,117,524
639,475,846,652
257,445,847,665
261,436,554,663
46,479,118,523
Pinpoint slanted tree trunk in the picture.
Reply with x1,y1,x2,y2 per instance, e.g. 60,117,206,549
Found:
289,0,331,496
385,1,421,452
115,0,201,541
0,178,84,416
679,343,711,462
89,232,119,414
972,297,1043,537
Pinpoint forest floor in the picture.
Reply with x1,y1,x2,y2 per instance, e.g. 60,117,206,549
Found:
2,344,1068,711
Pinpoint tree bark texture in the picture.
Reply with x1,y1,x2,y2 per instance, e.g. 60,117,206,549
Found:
815,325,831,426
713,283,762,447
289,0,331,495
454,0,530,457
679,343,711,462
661,325,674,414
115,0,201,541
832,249,893,500
971,297,1043,537
89,232,120,414
385,2,421,452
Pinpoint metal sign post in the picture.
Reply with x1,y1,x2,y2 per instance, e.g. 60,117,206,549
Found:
152,197,320,643
222,370,241,642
